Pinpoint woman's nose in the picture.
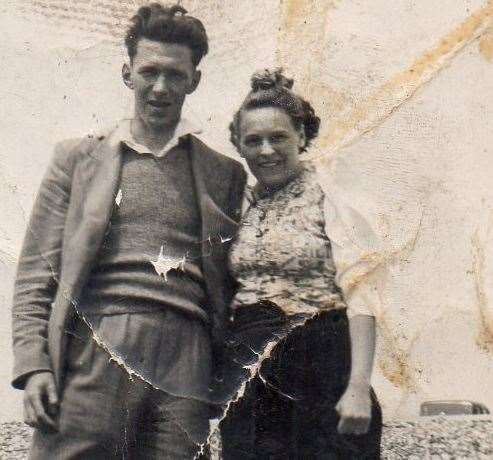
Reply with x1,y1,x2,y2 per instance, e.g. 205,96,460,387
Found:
259,140,275,156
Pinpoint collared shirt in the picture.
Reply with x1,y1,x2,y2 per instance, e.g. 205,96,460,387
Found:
234,163,378,318
112,117,202,158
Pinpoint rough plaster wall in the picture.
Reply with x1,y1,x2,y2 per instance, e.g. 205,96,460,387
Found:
0,0,493,423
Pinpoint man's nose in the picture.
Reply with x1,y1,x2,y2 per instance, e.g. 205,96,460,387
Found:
152,74,169,95
259,140,275,156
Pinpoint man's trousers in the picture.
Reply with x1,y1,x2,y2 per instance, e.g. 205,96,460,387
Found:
29,316,212,460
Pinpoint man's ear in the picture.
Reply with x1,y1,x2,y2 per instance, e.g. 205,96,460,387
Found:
122,63,134,90
186,69,201,94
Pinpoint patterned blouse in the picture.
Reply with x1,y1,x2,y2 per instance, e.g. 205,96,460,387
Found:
229,163,348,316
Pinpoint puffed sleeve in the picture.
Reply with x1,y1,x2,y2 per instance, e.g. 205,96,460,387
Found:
322,192,382,319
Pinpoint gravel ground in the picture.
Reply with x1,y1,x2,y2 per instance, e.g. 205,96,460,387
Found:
380,418,493,459
0,422,32,460
1,418,492,459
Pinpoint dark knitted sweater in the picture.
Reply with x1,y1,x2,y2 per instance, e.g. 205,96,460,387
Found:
80,142,207,322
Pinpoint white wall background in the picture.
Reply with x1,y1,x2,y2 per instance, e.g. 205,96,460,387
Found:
0,0,492,422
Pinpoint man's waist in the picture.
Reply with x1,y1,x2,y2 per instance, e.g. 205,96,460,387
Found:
78,294,210,323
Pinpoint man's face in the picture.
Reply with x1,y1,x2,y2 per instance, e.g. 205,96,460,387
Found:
124,38,200,131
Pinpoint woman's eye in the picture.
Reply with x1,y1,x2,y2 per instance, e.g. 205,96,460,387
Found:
271,134,287,143
244,137,261,147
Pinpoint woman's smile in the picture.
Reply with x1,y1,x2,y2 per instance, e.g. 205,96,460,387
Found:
239,107,305,190
257,158,284,168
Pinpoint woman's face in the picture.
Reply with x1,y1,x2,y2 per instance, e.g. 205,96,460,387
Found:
238,106,306,191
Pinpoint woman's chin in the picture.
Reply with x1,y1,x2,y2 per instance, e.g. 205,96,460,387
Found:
258,170,299,191
258,178,288,192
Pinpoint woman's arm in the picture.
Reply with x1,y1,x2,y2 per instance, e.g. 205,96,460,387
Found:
321,190,381,434
335,314,375,435
348,314,376,387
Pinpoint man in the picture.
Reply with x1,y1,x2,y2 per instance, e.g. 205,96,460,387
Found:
11,3,246,459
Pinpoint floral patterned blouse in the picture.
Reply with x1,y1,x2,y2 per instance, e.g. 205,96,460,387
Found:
229,163,348,316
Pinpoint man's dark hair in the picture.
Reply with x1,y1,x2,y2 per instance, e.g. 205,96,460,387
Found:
125,3,209,66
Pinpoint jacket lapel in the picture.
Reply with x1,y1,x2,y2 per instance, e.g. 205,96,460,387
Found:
52,132,122,388
60,133,122,304
188,135,238,240
188,135,240,323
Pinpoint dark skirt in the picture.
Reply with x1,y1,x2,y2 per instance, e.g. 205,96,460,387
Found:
220,303,382,459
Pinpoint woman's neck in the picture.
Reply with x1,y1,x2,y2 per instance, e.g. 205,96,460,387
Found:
255,162,305,197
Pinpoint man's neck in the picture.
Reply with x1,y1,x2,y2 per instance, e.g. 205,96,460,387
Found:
130,117,180,153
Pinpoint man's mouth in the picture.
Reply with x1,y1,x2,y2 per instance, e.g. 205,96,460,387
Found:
148,100,171,109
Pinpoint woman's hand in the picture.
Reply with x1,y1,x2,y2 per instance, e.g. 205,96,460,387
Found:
335,380,372,435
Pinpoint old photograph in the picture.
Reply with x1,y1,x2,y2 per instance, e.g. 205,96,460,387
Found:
1,1,493,458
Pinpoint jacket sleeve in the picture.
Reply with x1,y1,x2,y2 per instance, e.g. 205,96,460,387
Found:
215,161,247,316
11,141,76,389
227,162,248,223
209,161,247,388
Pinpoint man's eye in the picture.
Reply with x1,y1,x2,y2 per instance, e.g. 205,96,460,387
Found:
167,70,185,80
140,69,157,78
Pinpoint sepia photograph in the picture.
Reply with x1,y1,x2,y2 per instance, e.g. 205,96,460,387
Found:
0,1,493,458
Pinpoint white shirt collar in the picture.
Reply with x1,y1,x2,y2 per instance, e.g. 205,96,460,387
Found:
113,118,202,158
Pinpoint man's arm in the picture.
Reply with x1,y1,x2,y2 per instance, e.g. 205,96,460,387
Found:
210,161,247,386
12,141,76,389
226,162,248,222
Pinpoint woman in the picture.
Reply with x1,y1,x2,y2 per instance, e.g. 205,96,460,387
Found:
219,69,382,459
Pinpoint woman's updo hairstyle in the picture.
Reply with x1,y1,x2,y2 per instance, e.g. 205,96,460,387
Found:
230,68,320,153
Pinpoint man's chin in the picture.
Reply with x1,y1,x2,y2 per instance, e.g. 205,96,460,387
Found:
146,115,175,131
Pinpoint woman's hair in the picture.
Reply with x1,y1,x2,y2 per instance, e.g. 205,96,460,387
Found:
125,3,208,66
229,68,320,153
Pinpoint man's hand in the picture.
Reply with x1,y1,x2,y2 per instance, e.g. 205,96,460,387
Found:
23,371,59,431
335,381,372,435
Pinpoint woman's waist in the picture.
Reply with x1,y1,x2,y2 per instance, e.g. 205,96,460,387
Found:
228,299,348,341
232,283,346,316
227,301,348,382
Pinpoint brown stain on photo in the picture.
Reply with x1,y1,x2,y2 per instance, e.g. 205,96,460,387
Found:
479,26,493,60
280,0,312,31
310,0,493,161
471,230,493,353
276,0,493,174
277,0,336,87
378,349,416,391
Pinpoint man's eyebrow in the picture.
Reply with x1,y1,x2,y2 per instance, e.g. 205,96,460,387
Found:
138,63,188,74
138,63,158,70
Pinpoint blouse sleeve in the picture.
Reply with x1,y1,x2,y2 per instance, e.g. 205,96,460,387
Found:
323,193,381,319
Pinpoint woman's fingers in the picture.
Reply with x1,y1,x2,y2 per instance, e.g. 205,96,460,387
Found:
336,384,372,435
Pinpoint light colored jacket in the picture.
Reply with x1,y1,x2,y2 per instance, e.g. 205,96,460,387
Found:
11,129,246,390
